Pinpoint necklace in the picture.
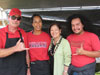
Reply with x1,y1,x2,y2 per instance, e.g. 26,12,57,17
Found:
49,36,62,56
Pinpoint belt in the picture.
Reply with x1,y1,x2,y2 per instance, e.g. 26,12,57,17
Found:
31,62,35,64
31,60,48,64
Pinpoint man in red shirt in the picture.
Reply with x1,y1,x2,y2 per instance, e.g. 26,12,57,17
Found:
27,14,51,75
66,14,100,75
0,8,30,75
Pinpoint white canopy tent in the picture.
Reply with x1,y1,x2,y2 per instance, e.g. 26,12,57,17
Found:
0,7,8,28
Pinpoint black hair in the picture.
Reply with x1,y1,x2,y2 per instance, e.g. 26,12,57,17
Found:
31,14,43,23
49,22,62,35
67,14,90,33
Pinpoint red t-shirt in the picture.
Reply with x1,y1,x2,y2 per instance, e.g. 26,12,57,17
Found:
27,31,51,62
0,25,28,48
67,31,100,67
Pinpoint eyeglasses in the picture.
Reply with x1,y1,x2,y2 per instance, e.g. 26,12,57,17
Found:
10,16,21,21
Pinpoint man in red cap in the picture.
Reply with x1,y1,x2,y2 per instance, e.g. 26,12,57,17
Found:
0,8,30,75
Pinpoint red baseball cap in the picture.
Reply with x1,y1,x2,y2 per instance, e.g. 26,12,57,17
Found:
9,8,21,16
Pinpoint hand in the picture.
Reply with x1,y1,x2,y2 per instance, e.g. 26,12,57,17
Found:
73,44,85,55
14,39,29,52
63,71,68,75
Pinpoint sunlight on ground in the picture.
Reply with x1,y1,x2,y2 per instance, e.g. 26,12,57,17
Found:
95,72,100,75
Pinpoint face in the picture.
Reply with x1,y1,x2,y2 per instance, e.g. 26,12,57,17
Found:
71,18,84,35
8,15,21,28
32,16,42,31
50,25,61,39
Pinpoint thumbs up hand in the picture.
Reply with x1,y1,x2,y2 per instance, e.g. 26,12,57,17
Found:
14,39,29,52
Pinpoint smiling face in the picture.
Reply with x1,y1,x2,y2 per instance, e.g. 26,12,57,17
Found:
50,24,61,39
32,16,42,32
8,15,21,28
71,18,84,35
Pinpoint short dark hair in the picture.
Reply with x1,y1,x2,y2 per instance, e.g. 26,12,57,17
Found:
49,22,62,36
67,14,90,33
31,14,43,23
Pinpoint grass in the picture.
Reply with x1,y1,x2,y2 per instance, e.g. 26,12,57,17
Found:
95,72,100,75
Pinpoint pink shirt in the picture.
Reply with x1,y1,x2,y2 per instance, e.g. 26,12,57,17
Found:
67,31,100,67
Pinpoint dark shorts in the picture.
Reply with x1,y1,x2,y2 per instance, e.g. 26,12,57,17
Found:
30,60,50,75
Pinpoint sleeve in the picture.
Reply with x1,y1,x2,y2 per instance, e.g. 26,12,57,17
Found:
26,33,29,48
0,37,3,48
66,35,71,42
63,39,71,66
48,38,53,51
47,34,51,49
90,33,100,51
21,30,28,48
25,34,28,48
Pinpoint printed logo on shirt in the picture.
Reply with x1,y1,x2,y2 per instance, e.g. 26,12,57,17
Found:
70,41,84,48
29,42,47,48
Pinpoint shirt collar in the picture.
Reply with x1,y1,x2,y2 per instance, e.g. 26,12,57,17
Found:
5,25,21,33
52,36,62,44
